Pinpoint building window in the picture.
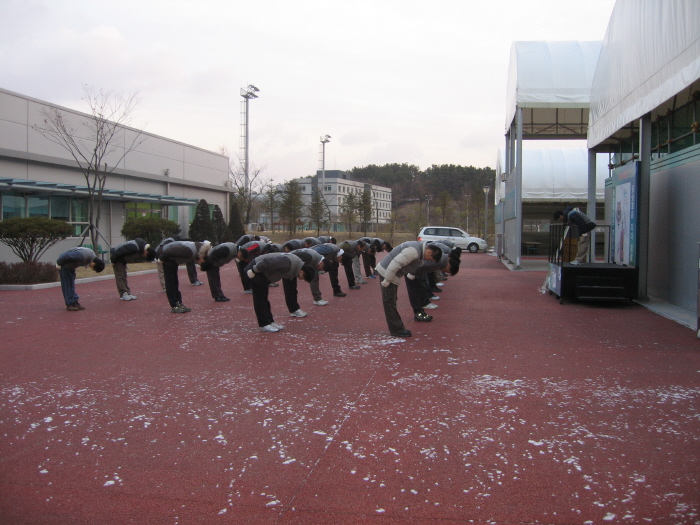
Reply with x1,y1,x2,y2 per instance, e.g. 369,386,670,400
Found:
126,202,163,222
2,191,25,219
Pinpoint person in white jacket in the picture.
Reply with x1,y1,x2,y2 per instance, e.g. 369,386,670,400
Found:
375,241,442,338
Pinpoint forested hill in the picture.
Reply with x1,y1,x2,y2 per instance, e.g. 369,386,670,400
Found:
346,163,495,206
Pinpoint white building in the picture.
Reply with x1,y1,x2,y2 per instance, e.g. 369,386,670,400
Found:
296,170,392,229
0,87,233,263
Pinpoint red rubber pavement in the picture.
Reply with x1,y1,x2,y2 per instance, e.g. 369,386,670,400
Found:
1,254,699,524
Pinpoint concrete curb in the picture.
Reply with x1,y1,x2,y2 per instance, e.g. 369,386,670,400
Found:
0,269,159,291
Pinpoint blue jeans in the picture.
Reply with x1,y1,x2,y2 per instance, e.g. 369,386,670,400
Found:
59,266,78,306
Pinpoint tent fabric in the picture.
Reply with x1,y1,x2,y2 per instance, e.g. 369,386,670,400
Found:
496,149,608,202
505,41,602,132
588,0,700,148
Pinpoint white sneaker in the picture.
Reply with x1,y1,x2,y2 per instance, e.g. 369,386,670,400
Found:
120,292,134,301
424,303,438,309
243,290,253,294
430,295,440,301
271,322,284,330
290,309,308,318
260,324,279,332
436,283,444,287
313,300,329,306
570,260,581,266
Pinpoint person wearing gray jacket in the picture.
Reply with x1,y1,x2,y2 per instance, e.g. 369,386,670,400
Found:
245,253,316,332
290,248,333,306
57,247,106,311
157,239,211,313
109,238,157,300
375,241,442,337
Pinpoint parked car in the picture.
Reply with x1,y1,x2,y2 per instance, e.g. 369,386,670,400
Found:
417,226,487,253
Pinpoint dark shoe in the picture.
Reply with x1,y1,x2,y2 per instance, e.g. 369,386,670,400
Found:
349,285,360,290
191,280,203,286
392,329,412,338
333,292,347,297
177,303,191,312
413,312,433,322
215,296,230,302
74,302,86,310
66,303,80,311
171,305,188,313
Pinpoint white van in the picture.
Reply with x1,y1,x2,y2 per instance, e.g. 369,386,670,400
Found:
417,226,487,253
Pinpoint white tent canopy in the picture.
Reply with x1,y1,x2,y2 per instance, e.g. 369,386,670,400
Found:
497,149,607,203
505,41,602,139
588,0,700,148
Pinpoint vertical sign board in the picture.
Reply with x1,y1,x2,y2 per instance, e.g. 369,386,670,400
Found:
611,162,639,267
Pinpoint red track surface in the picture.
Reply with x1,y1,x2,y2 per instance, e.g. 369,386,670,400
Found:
1,253,699,524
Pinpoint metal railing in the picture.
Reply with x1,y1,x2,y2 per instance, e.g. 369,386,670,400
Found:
548,223,612,266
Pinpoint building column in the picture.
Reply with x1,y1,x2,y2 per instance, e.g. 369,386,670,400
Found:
637,112,652,299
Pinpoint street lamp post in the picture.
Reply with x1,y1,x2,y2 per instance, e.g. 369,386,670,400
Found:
483,186,490,245
240,84,260,197
320,135,331,195
425,195,432,224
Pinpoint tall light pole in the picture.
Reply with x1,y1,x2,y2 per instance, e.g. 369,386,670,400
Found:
320,135,331,195
425,195,432,224
240,84,259,197
483,186,490,244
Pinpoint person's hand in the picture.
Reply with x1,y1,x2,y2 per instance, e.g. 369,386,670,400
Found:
381,278,391,288
247,269,256,279
406,273,415,280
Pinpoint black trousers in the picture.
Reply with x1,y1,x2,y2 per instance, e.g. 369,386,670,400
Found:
251,273,274,327
341,257,356,287
162,259,183,307
328,260,342,294
404,276,426,314
380,278,405,336
361,251,374,277
282,277,301,313
206,266,224,299
237,259,252,291
186,261,199,284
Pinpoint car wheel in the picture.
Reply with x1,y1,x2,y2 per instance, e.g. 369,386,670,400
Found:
468,243,479,253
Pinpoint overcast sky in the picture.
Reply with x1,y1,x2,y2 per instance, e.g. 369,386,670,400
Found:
1,0,616,183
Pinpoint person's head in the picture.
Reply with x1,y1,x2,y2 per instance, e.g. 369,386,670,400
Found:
382,241,393,252
425,245,442,262
303,240,313,248
553,210,565,222
450,247,462,260
299,264,316,282
318,258,332,272
329,237,337,244
91,258,105,273
197,241,212,264
447,258,460,276
144,245,157,261
355,240,366,253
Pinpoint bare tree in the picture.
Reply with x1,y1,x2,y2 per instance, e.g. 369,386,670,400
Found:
34,86,144,248
222,148,269,225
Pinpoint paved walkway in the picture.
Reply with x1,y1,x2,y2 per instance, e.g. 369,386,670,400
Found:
1,253,699,524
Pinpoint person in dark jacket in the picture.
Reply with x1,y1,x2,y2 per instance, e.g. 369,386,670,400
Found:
311,242,345,297
236,240,273,293
156,239,211,313
57,247,105,311
245,253,316,332
338,240,367,290
199,242,239,302
290,247,333,306
554,207,597,264
375,241,442,338
109,238,157,300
